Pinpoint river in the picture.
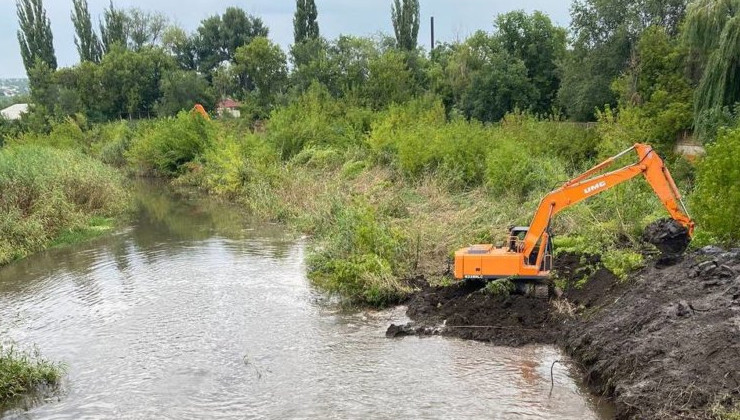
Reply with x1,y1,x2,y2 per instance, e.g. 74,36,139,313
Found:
0,182,612,419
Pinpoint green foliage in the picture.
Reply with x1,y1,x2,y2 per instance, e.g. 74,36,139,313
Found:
16,0,57,73
72,0,101,63
0,145,128,266
684,0,740,119
234,37,288,113
293,0,319,44
692,127,740,244
127,111,214,175
602,249,644,280
0,344,64,402
267,84,374,159
9,117,86,150
194,7,269,75
100,1,127,54
391,0,420,51
484,278,516,296
494,11,567,114
365,49,416,109
307,200,411,306
485,137,567,198
89,120,134,166
612,26,693,154
156,70,215,117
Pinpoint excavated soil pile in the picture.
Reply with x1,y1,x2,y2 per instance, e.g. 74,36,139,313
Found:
392,247,740,419
564,247,740,419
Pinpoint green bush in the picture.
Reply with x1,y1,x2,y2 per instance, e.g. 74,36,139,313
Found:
127,111,214,176
90,121,134,167
485,138,567,199
267,83,374,159
9,117,86,151
194,132,282,199
602,249,645,280
0,145,129,265
692,128,740,244
307,200,411,306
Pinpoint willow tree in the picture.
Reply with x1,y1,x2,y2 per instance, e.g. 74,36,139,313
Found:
685,0,740,116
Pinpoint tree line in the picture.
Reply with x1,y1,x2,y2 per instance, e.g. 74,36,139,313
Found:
11,0,740,147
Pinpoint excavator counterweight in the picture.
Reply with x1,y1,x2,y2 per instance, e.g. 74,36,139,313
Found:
454,144,694,281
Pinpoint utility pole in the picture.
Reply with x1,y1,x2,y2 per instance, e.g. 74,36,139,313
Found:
430,16,435,51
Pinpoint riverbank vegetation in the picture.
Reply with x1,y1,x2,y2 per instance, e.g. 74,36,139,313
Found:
0,345,63,405
0,144,129,266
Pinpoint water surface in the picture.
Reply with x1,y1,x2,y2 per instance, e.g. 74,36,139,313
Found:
0,182,611,419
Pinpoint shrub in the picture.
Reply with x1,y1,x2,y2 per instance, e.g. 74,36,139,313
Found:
267,83,374,159
9,117,86,151
602,249,645,280
127,111,214,176
0,145,129,265
692,127,740,244
307,200,411,306
90,121,134,167
485,138,567,199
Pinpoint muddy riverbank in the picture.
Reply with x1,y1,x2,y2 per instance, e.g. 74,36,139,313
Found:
391,248,740,419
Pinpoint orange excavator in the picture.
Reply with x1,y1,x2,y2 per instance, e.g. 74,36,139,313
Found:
454,143,695,282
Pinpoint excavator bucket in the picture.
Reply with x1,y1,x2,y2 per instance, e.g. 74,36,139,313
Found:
643,218,691,255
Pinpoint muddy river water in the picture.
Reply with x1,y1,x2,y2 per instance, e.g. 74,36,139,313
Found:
0,182,611,419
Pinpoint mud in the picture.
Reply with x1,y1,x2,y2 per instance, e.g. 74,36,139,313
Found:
643,218,691,255
393,247,740,419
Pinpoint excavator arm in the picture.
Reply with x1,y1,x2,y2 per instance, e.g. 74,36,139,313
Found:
520,143,694,261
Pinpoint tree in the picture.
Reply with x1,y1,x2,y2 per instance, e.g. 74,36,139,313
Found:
294,0,319,44
684,0,740,120
72,0,101,63
17,0,57,73
100,1,128,54
156,70,215,116
162,26,197,70
235,37,288,110
559,0,689,120
365,49,415,108
194,7,269,75
391,0,420,51
494,11,566,114
127,8,167,50
97,46,175,119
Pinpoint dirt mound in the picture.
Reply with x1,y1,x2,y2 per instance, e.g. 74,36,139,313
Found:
643,218,691,255
564,247,740,419
401,280,562,346
399,247,740,419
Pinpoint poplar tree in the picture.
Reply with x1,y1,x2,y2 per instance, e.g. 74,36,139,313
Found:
16,0,57,73
100,0,128,54
391,0,420,51
294,0,319,44
72,0,102,63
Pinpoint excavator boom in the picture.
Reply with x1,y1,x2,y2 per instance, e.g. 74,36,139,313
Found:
454,143,694,281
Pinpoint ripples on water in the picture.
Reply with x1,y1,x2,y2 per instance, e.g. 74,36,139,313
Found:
0,182,611,419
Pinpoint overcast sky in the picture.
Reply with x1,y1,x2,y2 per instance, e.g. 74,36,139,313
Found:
0,0,573,79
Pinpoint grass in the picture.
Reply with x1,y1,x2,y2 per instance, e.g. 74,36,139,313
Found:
0,144,129,267
0,344,64,405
